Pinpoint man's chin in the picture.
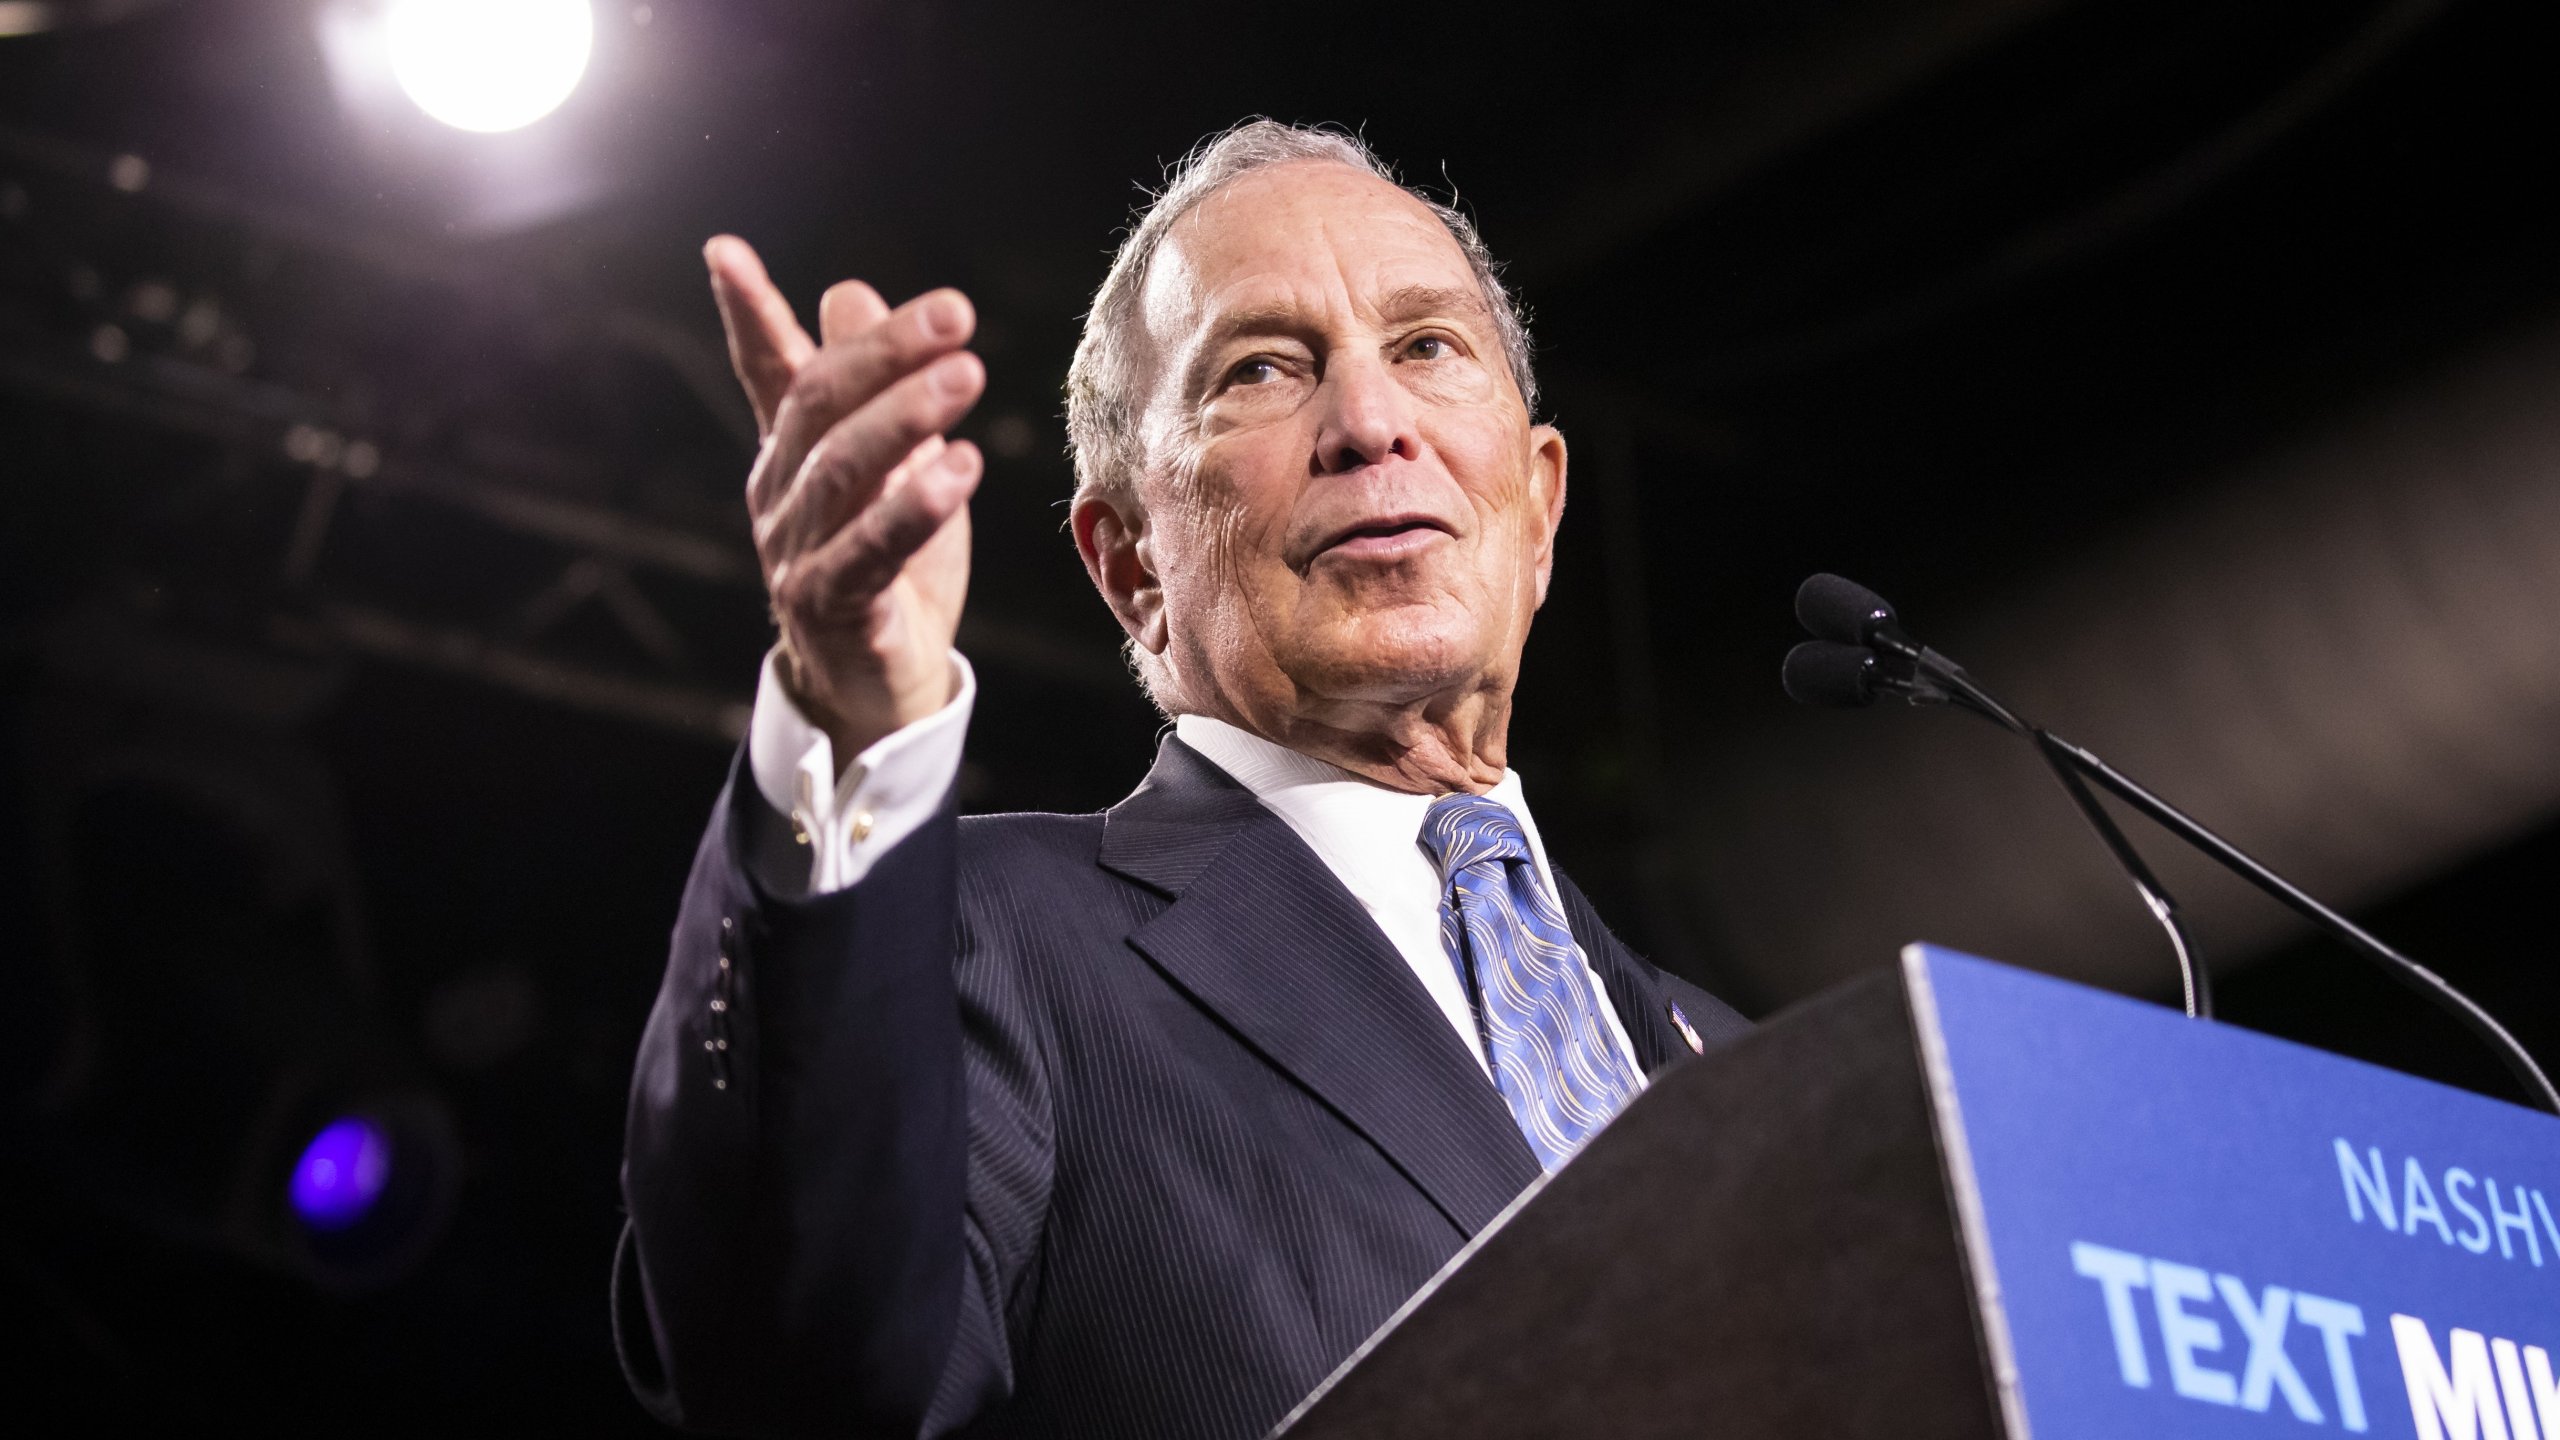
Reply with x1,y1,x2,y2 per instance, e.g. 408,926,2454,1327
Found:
1283,623,1502,706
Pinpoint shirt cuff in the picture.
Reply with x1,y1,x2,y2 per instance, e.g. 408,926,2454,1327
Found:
746,648,975,894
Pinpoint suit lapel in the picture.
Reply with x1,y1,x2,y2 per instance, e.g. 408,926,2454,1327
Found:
1553,868,1692,1073
1099,737,1542,1237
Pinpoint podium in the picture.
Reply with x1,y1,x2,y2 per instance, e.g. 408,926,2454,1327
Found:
1272,947,2560,1440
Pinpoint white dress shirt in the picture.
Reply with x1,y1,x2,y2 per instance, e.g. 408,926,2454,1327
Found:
1166,715,1643,1078
745,648,1644,1078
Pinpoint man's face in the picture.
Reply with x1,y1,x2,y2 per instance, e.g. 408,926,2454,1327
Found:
1114,161,1566,729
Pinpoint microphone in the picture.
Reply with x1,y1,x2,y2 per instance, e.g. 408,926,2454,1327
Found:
1781,642,1882,709
1783,640,1954,711
1782,572,2560,1116
1793,573,1906,654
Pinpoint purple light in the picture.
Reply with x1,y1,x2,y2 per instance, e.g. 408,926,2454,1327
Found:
289,1117,392,1230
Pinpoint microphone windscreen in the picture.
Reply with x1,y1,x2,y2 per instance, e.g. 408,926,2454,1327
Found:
1795,573,1897,646
1782,642,1880,709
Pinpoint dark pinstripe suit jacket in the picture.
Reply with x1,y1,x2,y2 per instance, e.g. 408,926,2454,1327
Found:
616,734,1749,1440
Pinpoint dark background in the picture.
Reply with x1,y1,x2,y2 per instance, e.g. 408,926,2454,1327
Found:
6,0,2559,1429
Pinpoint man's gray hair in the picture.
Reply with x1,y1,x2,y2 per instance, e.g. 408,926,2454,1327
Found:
1064,120,1538,505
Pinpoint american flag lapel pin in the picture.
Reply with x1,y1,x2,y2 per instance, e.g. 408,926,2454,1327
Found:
1668,1001,1706,1055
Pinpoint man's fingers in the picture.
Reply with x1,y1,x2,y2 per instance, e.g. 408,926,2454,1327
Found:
758,288,977,511
762,349,985,556
789,441,983,613
819,280,889,346
705,235,816,437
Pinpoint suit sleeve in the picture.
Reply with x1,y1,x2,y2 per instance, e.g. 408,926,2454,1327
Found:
614,750,1053,1438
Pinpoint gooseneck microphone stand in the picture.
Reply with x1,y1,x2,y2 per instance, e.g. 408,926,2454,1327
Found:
1780,589,2212,1020
1782,573,2560,1116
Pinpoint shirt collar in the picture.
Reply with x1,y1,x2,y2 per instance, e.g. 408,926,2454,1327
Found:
1169,713,1558,890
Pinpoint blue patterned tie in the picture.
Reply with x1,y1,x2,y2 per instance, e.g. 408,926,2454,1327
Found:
1418,794,1642,1170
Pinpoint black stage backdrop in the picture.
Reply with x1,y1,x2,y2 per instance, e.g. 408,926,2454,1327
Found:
5,0,2560,1428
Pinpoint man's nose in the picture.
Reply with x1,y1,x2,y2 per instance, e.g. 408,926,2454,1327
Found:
1312,357,1422,474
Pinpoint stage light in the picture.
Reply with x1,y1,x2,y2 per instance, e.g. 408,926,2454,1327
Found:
385,0,593,134
315,0,619,230
289,1116,394,1230
279,1095,461,1287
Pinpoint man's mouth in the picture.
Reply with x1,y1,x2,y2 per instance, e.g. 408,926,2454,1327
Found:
1312,515,1453,563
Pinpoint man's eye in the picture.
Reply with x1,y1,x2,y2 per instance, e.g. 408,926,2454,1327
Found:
1404,334,1455,360
1228,358,1283,387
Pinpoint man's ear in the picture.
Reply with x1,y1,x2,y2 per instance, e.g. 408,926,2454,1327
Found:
1528,423,1568,608
1072,488,1168,654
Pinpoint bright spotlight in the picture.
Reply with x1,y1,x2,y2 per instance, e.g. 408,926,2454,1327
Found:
385,0,593,134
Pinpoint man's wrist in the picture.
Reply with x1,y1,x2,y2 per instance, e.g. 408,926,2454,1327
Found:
775,636,956,775
772,637,861,766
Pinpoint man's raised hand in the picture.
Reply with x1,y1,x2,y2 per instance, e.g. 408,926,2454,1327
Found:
706,235,984,766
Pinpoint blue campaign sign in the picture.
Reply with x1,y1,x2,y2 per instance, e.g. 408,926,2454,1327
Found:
1907,945,2560,1440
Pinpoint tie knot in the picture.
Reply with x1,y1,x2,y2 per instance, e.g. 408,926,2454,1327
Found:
1418,792,1531,875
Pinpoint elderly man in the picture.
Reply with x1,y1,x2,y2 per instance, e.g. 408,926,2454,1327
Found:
615,121,1749,1440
